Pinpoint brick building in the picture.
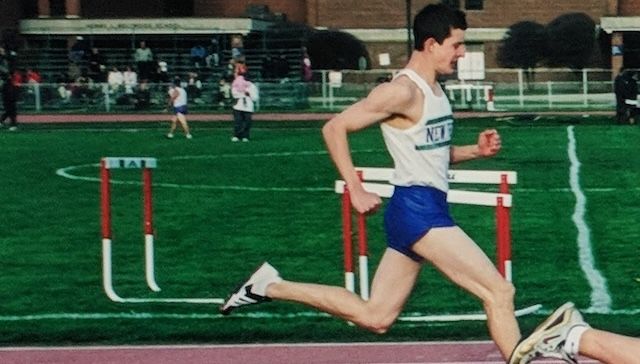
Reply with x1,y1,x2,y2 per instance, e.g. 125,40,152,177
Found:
2,0,640,73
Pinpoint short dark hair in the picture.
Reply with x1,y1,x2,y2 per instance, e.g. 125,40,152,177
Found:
413,3,467,50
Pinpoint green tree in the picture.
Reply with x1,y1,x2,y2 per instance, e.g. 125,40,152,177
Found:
306,30,369,70
497,21,547,86
545,13,596,69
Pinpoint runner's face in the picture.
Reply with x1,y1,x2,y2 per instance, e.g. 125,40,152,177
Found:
432,28,466,75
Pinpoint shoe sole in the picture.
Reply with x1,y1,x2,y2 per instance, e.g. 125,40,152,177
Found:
509,302,575,364
219,262,269,315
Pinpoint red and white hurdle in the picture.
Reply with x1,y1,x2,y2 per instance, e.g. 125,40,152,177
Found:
335,167,542,320
335,167,517,301
100,157,223,304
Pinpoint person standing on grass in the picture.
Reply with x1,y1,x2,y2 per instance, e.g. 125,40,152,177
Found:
220,4,640,364
230,69,258,142
166,78,192,139
1,75,18,131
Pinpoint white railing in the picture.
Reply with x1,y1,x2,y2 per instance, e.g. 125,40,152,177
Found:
11,67,626,113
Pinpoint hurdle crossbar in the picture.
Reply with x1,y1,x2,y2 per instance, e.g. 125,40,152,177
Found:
100,157,223,304
337,168,517,300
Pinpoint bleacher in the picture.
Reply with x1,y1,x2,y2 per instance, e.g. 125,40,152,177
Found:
16,44,304,82
13,37,309,112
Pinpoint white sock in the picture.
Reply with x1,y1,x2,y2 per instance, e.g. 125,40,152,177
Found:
565,324,589,356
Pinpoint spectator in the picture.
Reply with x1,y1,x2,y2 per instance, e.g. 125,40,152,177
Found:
231,71,259,142
190,44,207,69
216,77,232,109
55,72,72,103
0,47,9,78
123,66,138,94
231,35,244,61
88,48,106,82
156,59,169,83
134,41,154,80
69,62,84,83
186,72,203,103
68,36,87,64
1,75,19,131
10,69,24,86
70,75,91,101
5,48,17,73
24,68,42,99
206,36,221,67
301,48,312,82
225,58,237,79
107,66,124,94
26,68,42,84
614,68,639,124
234,61,247,78
133,78,151,110
166,77,192,139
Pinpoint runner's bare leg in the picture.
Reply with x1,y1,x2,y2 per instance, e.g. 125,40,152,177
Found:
267,249,421,333
412,226,520,359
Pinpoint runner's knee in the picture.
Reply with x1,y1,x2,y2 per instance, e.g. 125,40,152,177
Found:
358,310,398,334
485,280,515,308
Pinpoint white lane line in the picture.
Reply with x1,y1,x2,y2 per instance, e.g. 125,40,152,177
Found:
2,307,640,322
567,126,611,313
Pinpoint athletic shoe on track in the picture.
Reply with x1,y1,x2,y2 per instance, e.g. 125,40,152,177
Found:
508,302,589,364
219,262,282,315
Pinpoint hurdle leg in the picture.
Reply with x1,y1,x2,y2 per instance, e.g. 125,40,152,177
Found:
143,167,161,292
342,189,355,293
496,196,512,282
100,161,125,302
357,212,369,301
354,171,370,300
495,174,512,281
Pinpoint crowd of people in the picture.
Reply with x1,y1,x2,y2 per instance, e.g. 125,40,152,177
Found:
0,33,316,134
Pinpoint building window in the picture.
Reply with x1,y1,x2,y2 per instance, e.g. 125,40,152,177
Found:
465,0,484,10
50,0,66,17
442,0,461,9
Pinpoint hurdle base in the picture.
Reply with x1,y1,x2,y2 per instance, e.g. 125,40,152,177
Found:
103,238,225,305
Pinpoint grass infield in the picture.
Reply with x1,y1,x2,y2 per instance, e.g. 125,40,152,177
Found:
0,115,638,345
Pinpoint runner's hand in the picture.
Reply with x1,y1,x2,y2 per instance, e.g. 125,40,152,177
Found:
477,129,501,157
350,188,382,215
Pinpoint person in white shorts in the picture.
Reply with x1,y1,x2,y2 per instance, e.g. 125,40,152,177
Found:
221,4,640,364
166,77,192,139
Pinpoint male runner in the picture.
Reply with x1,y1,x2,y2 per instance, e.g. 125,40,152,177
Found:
221,4,640,364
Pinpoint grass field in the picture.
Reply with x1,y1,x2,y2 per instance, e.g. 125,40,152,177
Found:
0,115,639,346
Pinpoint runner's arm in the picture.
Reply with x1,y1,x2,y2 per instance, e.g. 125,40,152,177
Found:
322,81,414,213
450,129,501,164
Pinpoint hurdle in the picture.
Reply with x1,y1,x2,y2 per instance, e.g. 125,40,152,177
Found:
335,167,517,301
100,157,224,304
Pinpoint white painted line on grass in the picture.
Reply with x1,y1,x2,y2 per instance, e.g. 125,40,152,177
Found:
2,307,640,322
567,126,611,313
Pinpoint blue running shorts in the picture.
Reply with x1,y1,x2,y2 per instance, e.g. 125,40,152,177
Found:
174,105,188,115
384,185,456,262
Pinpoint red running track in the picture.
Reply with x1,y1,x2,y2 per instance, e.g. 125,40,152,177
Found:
16,110,615,124
0,341,600,364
